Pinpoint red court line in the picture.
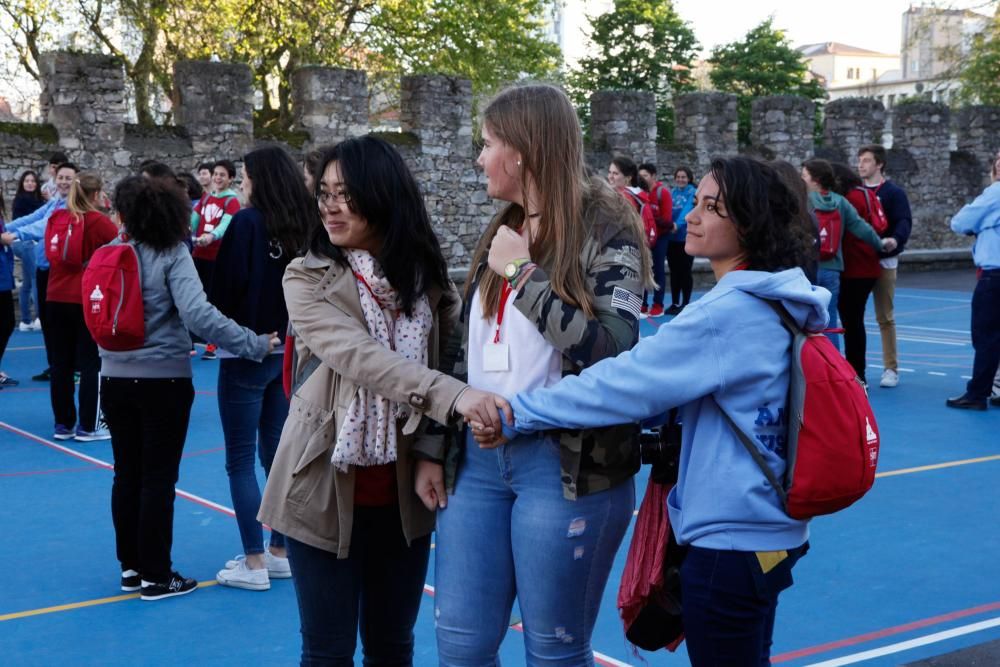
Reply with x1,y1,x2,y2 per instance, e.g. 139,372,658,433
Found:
0,387,48,393
771,600,1000,662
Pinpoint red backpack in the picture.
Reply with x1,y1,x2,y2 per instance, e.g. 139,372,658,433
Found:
722,300,880,519
81,238,146,351
649,184,675,235
815,206,843,261
45,210,86,269
622,189,659,248
854,186,889,234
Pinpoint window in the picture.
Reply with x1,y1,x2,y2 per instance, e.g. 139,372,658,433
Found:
847,68,854,80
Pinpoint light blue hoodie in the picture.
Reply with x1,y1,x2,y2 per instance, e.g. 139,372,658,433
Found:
504,268,830,551
950,181,1000,270
6,196,67,270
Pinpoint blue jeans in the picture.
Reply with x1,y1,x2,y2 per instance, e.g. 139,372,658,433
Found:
12,239,36,323
681,544,807,667
434,431,635,666
643,235,670,307
816,268,842,351
967,269,1000,400
286,509,431,666
218,355,288,554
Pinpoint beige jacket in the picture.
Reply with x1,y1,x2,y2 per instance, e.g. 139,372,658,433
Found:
258,251,466,558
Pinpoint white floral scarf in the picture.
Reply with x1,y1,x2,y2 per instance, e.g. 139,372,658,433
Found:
331,249,433,472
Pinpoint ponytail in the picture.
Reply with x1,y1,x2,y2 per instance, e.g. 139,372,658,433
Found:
66,172,103,219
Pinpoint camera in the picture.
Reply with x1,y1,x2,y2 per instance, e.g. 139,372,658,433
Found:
639,409,682,485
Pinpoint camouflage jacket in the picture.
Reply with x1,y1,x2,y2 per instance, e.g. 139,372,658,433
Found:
442,201,644,500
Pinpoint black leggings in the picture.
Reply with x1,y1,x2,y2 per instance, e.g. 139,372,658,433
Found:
47,301,101,430
36,268,52,366
838,277,877,384
0,290,14,366
667,241,694,306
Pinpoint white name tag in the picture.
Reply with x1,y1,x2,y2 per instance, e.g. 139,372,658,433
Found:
204,223,215,232
482,343,510,372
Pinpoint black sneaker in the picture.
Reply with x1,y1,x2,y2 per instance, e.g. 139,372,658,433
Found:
665,304,684,316
32,368,50,382
121,569,141,592
140,572,198,600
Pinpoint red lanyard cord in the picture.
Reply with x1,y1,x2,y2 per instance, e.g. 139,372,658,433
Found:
493,281,513,344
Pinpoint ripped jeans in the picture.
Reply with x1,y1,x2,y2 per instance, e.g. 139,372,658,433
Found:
434,431,635,666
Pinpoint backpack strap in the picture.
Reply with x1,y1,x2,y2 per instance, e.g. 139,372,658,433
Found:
714,297,800,507
716,399,789,507
292,354,323,396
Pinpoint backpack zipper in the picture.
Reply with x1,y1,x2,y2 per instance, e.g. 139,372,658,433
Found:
63,225,72,261
112,269,124,335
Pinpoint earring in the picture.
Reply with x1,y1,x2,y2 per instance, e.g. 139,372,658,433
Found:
516,160,521,167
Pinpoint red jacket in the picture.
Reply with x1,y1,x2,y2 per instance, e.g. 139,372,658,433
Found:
842,188,887,279
647,181,674,234
45,210,118,304
193,192,241,261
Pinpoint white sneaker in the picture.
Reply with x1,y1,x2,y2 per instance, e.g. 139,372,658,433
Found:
30,318,41,331
880,369,899,388
225,550,292,579
216,559,270,591
18,322,31,332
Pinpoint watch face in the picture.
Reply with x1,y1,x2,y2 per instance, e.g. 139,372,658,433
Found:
504,262,518,278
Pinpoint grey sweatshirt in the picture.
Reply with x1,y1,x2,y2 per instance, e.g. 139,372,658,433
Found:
99,241,271,378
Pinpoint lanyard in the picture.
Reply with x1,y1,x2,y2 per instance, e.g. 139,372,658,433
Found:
493,281,513,344
354,271,399,349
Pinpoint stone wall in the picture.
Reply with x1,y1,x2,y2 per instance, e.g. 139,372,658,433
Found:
1,50,996,260
748,95,815,167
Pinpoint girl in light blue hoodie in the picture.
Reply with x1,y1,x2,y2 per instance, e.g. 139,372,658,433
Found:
476,156,829,666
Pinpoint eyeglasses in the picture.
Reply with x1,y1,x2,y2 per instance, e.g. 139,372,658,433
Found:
317,190,351,208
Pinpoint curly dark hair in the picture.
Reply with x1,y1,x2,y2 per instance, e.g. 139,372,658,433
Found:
113,175,191,251
309,136,450,317
709,156,816,272
802,159,837,191
611,156,640,188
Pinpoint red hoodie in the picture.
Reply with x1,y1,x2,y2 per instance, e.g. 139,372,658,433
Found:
45,210,118,304
842,188,888,280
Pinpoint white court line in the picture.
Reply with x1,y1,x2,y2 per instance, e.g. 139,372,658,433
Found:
863,329,968,346
805,616,1000,666
894,294,971,303
897,368,916,373
863,322,971,335
0,420,235,517
4,345,47,351
928,372,947,376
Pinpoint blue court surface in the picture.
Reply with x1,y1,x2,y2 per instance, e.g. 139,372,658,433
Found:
1,276,997,666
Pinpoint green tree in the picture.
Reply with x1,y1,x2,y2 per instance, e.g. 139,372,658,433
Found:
567,0,699,142
708,18,826,145
956,7,1000,105
171,0,560,131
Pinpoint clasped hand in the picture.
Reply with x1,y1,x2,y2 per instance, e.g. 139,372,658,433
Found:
487,225,531,277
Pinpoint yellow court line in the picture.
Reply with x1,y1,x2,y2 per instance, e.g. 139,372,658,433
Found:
0,580,218,622
876,454,1000,479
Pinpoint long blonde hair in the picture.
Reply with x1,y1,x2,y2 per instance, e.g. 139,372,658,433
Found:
66,172,103,220
467,84,649,319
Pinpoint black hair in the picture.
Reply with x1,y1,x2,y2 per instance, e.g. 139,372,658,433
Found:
243,145,316,258
48,151,68,165
113,175,191,251
15,170,44,201
858,144,887,168
213,159,237,179
611,156,640,188
829,162,863,196
176,172,203,201
638,162,657,175
802,159,837,191
310,136,451,317
140,161,176,180
674,166,695,184
303,150,324,193
55,162,79,175
197,162,214,173
708,156,816,272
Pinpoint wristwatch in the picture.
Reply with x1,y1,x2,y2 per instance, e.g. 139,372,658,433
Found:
503,258,532,284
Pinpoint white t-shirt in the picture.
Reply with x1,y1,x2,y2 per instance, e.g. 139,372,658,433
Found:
467,286,562,401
